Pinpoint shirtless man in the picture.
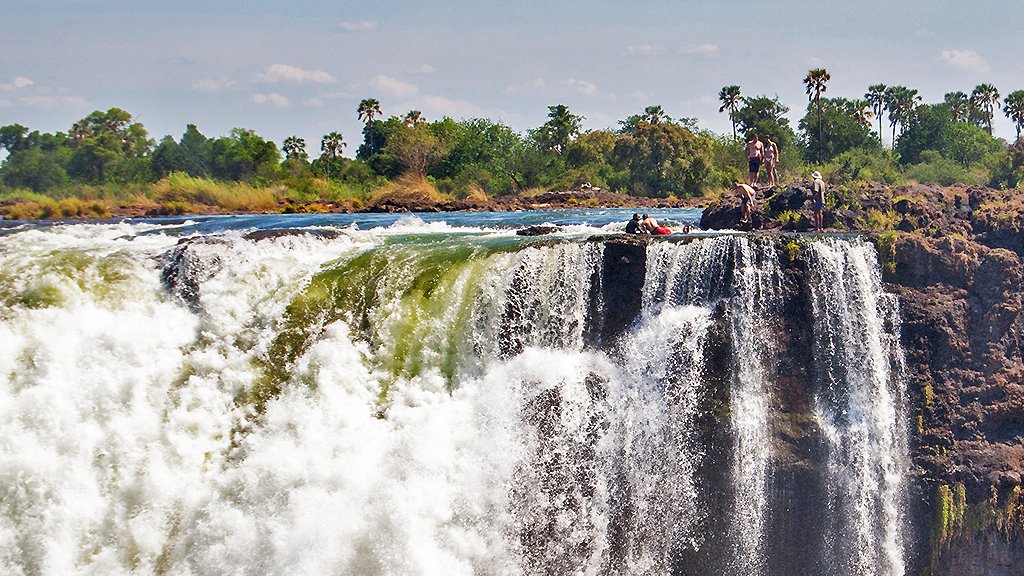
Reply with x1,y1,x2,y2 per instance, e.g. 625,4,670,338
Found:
734,180,756,224
745,133,764,186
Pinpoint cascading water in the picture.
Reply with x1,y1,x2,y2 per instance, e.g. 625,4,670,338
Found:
642,237,780,575
806,238,908,576
0,219,909,576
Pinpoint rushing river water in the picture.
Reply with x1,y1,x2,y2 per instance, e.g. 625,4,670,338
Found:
0,209,907,576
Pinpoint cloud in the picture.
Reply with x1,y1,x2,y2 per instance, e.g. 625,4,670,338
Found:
562,79,616,100
339,20,378,32
680,43,720,57
419,95,484,118
192,77,238,93
626,45,663,56
250,93,292,108
939,49,989,72
369,75,419,98
413,64,435,75
257,64,336,85
0,76,34,92
628,90,649,100
304,97,325,108
0,98,13,108
19,95,88,109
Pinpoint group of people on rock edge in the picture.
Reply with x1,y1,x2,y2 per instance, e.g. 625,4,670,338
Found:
733,170,827,230
745,133,780,187
625,213,677,235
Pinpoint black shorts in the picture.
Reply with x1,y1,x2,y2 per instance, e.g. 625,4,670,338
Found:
748,158,761,172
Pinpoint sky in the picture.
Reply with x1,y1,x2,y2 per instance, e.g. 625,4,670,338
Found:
2,0,1023,157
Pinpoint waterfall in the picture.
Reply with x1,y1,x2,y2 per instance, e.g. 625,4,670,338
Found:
642,236,780,575
806,238,907,576
0,223,909,576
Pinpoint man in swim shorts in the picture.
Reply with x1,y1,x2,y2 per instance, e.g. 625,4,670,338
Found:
734,180,756,224
745,133,764,186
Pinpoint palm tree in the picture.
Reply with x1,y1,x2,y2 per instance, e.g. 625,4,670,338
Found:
69,121,91,145
1003,90,1024,142
403,110,426,127
642,105,668,125
718,85,744,139
282,136,307,161
884,86,921,144
320,131,345,180
357,97,383,150
970,84,1001,134
844,99,873,128
865,84,887,146
944,91,970,123
804,68,831,161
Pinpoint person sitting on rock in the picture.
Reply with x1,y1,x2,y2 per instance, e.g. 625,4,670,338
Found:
811,171,827,231
625,213,645,234
734,181,756,224
642,213,659,232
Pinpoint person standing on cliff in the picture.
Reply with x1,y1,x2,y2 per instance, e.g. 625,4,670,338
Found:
811,171,827,231
734,181,756,224
745,133,764,186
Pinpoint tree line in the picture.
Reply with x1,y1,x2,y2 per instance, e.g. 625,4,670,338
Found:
1,70,1023,205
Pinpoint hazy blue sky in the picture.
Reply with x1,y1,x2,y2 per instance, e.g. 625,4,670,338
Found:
2,0,1023,154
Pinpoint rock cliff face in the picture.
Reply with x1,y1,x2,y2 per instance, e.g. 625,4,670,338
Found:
700,183,1024,575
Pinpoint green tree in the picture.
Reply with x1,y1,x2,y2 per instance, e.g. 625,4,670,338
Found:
66,108,153,183
1002,90,1024,142
529,104,583,155
0,124,30,153
357,98,383,154
613,114,712,197
642,105,669,125
970,84,1000,134
798,97,880,161
319,131,346,180
383,124,448,176
403,110,426,127
865,84,887,145
1,146,72,191
718,85,744,139
177,124,212,177
944,91,970,123
804,68,831,161
282,136,308,161
209,128,280,181
150,135,183,179
884,86,921,145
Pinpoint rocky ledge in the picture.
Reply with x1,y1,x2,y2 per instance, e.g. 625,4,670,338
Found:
702,182,1024,575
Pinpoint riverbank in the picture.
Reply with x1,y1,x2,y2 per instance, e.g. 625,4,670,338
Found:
0,186,712,219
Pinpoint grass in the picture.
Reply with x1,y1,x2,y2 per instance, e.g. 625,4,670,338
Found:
1,197,113,220
370,173,450,205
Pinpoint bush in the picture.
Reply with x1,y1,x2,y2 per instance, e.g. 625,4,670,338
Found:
903,151,988,186
822,148,900,184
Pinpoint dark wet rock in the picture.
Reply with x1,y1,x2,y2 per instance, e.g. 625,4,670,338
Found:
516,225,561,236
243,228,346,242
597,238,647,345
160,236,231,308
